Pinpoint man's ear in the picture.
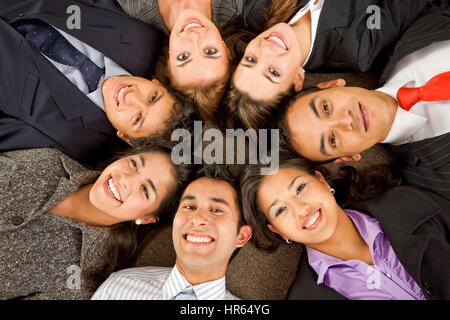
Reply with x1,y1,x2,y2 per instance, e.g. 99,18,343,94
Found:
333,153,361,163
294,67,306,92
141,215,159,225
316,78,346,89
117,131,132,146
236,225,252,248
151,78,162,86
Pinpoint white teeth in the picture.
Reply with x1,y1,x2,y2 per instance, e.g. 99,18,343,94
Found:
108,178,122,202
183,23,202,31
117,87,127,103
268,36,287,50
186,235,213,243
304,211,320,229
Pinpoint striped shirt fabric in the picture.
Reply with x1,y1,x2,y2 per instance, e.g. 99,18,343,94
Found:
91,265,239,300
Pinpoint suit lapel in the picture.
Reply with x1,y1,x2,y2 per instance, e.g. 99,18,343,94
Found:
29,43,116,134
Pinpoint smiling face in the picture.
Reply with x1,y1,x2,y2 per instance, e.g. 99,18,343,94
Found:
286,87,396,162
168,9,230,88
233,23,304,102
89,152,175,224
102,75,176,139
257,167,340,245
172,177,251,276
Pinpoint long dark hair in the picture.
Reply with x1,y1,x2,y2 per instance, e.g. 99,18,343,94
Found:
87,138,193,290
240,153,402,251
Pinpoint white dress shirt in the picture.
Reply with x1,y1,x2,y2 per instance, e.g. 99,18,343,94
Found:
91,265,239,300
288,0,325,67
377,40,450,145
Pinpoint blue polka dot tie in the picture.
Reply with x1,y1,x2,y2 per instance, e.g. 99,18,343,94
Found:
14,19,105,93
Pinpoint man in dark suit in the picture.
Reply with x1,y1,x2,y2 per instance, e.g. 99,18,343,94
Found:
0,0,191,165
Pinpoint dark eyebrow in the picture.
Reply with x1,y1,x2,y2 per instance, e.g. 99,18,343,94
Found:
139,155,145,167
288,176,301,191
267,199,280,215
148,179,157,197
309,97,320,118
320,133,329,156
210,197,230,208
181,195,196,201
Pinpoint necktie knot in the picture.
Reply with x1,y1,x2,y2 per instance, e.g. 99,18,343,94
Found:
397,71,450,111
14,19,105,93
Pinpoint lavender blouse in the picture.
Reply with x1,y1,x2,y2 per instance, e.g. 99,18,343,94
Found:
306,209,425,300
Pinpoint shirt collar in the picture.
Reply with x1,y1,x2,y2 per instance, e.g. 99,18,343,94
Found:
161,265,228,300
306,209,384,284
381,107,427,145
375,86,427,145
288,0,324,25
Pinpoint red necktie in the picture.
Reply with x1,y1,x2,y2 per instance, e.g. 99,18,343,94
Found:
396,71,450,111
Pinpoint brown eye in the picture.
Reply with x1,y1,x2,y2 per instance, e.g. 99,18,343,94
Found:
133,113,142,126
244,56,256,63
269,67,280,77
142,185,149,200
130,158,138,169
176,53,190,61
329,134,337,148
323,102,330,114
204,48,218,55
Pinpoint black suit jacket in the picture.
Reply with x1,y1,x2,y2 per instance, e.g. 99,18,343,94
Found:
0,0,160,164
388,133,450,202
302,0,429,72
379,4,450,84
288,186,450,300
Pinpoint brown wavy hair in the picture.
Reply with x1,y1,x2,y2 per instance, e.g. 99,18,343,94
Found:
263,0,300,29
240,153,402,251
220,82,295,130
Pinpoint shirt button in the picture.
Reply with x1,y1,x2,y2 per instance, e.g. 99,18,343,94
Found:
385,273,392,279
12,216,24,226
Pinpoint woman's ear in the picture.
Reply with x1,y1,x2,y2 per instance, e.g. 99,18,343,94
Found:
117,131,132,146
236,225,252,248
141,215,159,225
294,67,305,92
314,170,329,187
267,224,280,235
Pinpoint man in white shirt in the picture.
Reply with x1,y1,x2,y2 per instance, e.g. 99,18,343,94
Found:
281,39,450,163
91,166,252,300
